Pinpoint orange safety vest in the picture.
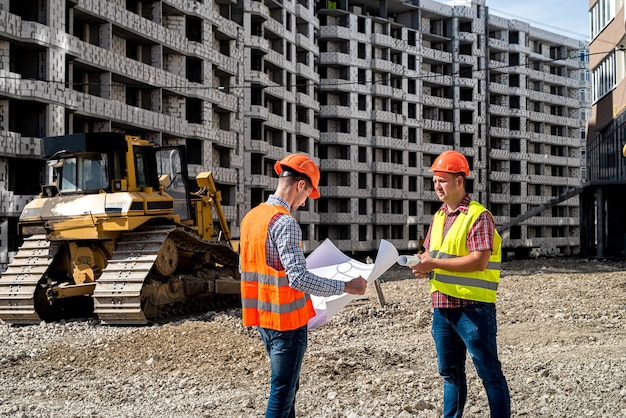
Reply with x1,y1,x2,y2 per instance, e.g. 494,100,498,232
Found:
239,203,315,331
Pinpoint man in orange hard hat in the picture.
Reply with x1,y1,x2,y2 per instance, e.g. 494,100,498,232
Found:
411,150,510,417
240,153,367,417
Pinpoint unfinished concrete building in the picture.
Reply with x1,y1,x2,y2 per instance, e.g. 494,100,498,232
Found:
0,0,589,270
242,0,322,252
0,0,246,270
316,0,588,257
485,13,588,256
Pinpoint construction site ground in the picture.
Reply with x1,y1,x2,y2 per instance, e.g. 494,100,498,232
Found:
0,257,625,417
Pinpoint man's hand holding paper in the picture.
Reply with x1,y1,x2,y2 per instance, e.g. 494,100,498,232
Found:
344,276,367,295
307,239,399,329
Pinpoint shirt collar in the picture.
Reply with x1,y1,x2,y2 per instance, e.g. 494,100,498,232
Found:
441,194,471,215
267,194,291,212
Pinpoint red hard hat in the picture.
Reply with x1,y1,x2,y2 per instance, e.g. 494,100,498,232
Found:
429,150,470,177
274,154,321,198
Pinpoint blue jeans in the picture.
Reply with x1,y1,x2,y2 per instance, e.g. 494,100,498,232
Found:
257,325,308,418
432,303,510,418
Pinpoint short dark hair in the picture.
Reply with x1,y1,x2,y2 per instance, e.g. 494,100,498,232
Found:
279,169,312,188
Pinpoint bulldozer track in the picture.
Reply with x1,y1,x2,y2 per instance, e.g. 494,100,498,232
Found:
0,235,59,324
0,226,239,326
169,228,238,268
93,225,239,325
93,225,176,325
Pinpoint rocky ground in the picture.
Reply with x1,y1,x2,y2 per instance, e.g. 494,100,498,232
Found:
0,257,625,418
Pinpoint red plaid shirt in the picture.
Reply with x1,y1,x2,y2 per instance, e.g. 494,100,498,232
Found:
423,194,495,308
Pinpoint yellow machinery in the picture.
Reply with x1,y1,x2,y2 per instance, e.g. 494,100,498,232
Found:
0,133,240,325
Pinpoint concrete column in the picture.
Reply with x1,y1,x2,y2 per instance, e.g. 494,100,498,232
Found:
596,188,604,257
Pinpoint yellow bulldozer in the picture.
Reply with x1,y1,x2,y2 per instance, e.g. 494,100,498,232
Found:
0,133,240,325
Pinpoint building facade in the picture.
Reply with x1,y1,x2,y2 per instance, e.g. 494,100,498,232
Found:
316,0,588,257
0,0,247,270
583,0,626,257
0,0,589,271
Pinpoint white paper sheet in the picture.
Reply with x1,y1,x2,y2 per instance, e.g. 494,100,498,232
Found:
397,255,421,267
307,239,399,329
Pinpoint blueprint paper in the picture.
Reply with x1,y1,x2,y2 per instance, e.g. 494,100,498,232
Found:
307,239,399,329
305,238,352,270
368,239,402,282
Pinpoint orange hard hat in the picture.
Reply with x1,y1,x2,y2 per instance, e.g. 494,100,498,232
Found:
274,154,321,198
429,150,470,177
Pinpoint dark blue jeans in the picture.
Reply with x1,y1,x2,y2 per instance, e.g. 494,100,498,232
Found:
257,325,308,418
432,303,510,418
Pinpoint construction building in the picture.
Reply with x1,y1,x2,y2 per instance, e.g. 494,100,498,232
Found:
583,0,626,257
0,0,589,271
0,0,248,271
316,0,588,257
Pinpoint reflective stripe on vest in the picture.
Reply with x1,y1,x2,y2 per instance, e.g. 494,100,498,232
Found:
239,203,314,331
429,201,502,303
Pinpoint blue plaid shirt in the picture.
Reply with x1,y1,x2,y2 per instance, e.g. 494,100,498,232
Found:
265,195,345,297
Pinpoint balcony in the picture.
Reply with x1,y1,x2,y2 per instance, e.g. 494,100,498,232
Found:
488,37,508,50
246,106,269,120
214,129,238,149
423,95,453,108
296,62,319,81
319,25,352,40
421,72,453,86
296,92,318,110
320,132,354,145
371,162,406,173
0,133,41,157
265,18,286,39
247,70,270,86
320,105,353,118
319,51,353,66
371,188,406,199
421,47,452,63
212,167,238,184
0,191,31,216
250,174,274,189
215,54,239,76
320,212,354,223
489,171,511,181
244,1,269,19
489,148,510,159
372,84,395,97
249,139,269,154
372,110,403,124
371,136,408,149
423,119,453,131
371,32,393,48
295,122,318,138
372,213,406,223
296,33,316,52
249,35,269,53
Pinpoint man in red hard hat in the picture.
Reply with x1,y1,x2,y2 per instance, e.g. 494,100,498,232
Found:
240,153,367,417
411,150,510,417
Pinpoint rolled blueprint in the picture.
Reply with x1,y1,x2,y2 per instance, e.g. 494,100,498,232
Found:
397,255,421,267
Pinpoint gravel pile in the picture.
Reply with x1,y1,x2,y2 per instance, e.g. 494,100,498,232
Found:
1,257,625,417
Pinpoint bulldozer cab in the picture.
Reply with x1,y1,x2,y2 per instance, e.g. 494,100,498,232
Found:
56,153,109,193
155,147,192,221
43,134,193,222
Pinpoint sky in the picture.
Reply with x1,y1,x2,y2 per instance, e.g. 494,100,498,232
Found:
485,0,590,40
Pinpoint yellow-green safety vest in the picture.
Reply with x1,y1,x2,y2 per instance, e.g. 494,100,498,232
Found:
429,201,502,303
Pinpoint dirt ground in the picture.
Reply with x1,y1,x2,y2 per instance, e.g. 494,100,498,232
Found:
0,257,625,417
